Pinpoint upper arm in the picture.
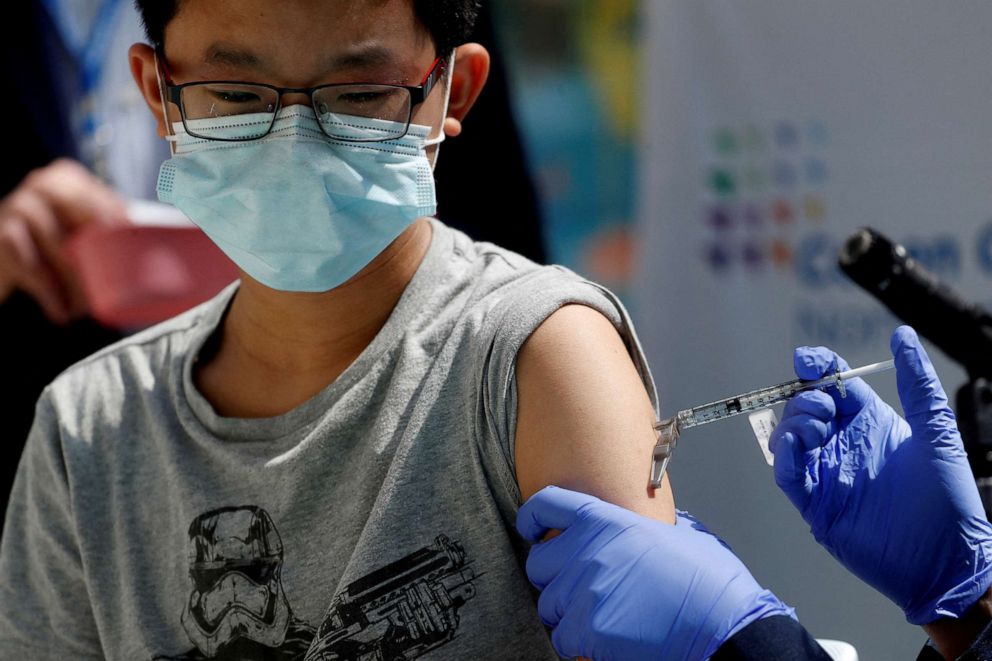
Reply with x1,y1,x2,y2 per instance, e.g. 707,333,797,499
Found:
513,304,676,524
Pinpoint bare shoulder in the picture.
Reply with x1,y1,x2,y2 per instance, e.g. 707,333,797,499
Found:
514,304,675,523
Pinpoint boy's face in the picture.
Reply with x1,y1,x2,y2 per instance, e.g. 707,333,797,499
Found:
159,0,450,139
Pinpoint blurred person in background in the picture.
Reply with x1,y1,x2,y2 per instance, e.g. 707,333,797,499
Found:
0,0,160,524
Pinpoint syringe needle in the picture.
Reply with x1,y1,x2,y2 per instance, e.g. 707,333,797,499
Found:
650,417,679,489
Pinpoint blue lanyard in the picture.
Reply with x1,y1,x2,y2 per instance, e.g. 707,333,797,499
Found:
40,0,124,134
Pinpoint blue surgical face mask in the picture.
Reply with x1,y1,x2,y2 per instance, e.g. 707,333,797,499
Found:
156,103,446,293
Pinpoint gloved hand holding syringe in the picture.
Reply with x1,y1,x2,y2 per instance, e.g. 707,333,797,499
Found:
649,358,895,487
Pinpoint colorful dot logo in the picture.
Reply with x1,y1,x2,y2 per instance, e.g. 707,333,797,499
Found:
714,128,740,156
708,205,734,230
743,125,766,152
774,122,800,149
805,158,828,184
709,168,736,197
741,166,766,192
772,199,794,225
803,194,826,223
770,238,793,267
701,120,830,274
807,120,829,147
743,203,763,227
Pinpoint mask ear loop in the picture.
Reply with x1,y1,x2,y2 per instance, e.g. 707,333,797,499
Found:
424,50,456,152
154,49,181,155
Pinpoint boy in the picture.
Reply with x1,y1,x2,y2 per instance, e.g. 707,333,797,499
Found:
0,1,674,658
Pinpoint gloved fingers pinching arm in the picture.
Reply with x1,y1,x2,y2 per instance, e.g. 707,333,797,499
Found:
516,487,794,661
517,486,611,593
516,484,591,543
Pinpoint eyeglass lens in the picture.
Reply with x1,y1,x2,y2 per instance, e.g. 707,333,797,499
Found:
180,83,413,142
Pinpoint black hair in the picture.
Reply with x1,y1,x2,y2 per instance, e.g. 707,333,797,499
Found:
133,1,482,55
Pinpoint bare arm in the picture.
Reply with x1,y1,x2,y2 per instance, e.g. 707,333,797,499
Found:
514,303,675,524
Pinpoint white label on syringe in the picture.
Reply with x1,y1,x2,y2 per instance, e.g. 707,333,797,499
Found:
747,409,778,466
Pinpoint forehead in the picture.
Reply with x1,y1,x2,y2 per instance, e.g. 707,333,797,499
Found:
164,0,433,81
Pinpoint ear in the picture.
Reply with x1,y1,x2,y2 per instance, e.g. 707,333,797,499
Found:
443,43,490,138
128,43,171,139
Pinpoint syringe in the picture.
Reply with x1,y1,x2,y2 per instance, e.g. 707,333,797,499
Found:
649,359,895,488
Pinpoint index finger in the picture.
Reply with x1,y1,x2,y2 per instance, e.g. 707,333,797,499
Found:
516,486,598,542
793,345,874,418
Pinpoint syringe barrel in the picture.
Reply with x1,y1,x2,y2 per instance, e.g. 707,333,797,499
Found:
683,380,803,428
664,360,894,444
735,380,803,410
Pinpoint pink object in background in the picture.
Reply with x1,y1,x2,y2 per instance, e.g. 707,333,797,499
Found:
65,202,238,329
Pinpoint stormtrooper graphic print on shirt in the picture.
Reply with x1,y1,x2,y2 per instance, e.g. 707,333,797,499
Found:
154,506,478,660
303,534,479,660
153,506,315,660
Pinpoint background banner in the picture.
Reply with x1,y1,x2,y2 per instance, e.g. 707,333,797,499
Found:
634,3,992,658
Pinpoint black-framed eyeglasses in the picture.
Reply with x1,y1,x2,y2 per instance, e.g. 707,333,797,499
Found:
157,50,448,143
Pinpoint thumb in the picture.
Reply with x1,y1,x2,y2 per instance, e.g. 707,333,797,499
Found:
891,326,956,437
516,486,598,542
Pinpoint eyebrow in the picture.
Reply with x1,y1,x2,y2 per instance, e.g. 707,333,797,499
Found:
327,44,400,71
202,42,402,77
203,43,265,70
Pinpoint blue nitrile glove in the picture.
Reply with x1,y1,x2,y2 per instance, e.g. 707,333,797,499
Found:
770,325,992,624
516,486,795,661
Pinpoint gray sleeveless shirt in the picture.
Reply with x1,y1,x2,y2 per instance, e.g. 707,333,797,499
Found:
0,220,657,660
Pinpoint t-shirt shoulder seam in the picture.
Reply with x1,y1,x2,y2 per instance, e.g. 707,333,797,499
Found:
55,316,201,380
472,245,531,271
